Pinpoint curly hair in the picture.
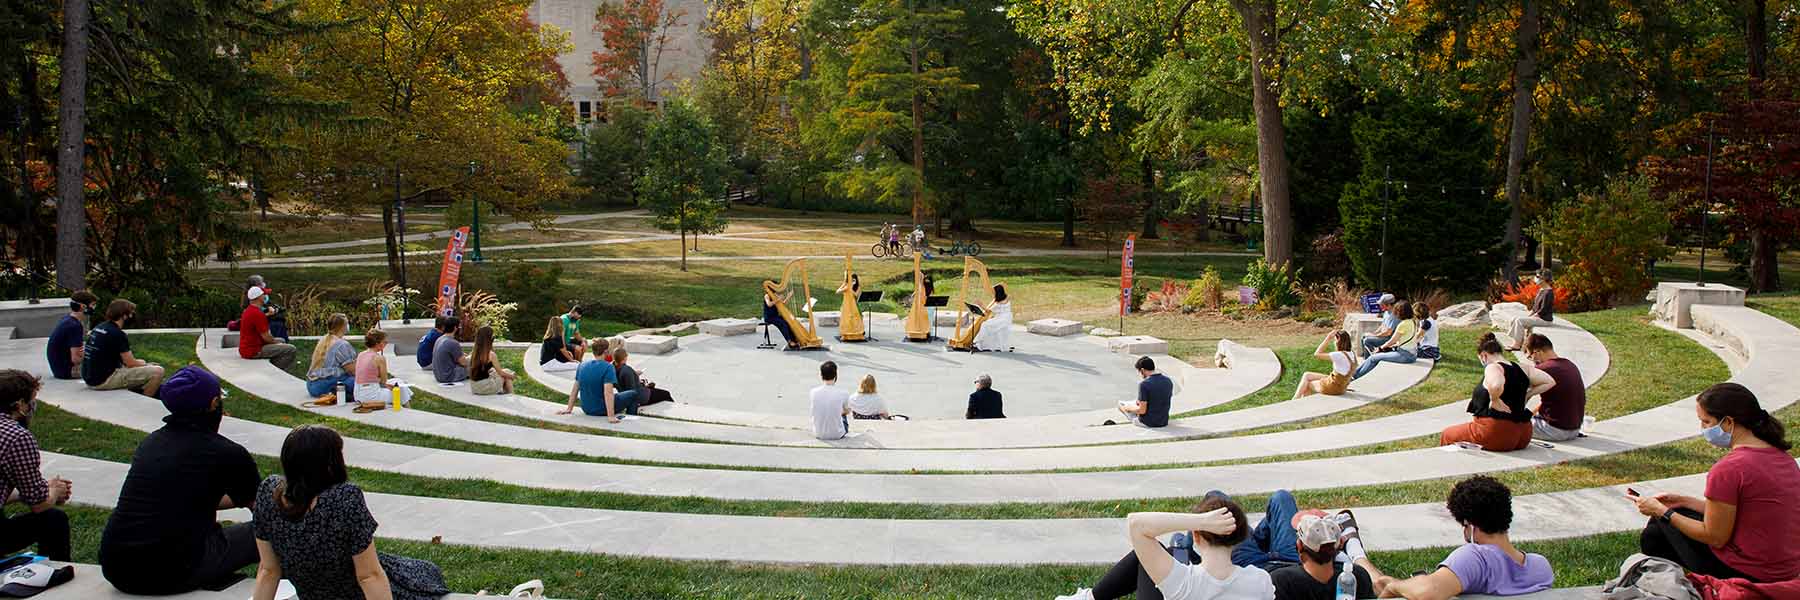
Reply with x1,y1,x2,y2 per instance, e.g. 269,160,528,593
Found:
0,370,42,413
1447,475,1514,534
1191,495,1251,547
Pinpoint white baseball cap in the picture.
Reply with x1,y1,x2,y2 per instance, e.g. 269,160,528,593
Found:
246,286,266,301
0,563,73,597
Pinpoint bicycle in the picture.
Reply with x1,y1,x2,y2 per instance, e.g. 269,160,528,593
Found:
941,239,981,257
870,242,890,259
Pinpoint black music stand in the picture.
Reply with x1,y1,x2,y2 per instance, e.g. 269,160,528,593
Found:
757,321,778,350
850,290,884,342
924,295,950,342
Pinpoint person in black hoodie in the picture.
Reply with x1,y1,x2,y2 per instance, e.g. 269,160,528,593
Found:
99,366,260,594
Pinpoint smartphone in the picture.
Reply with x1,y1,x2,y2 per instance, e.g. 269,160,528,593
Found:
1626,488,1640,497
1454,441,1484,451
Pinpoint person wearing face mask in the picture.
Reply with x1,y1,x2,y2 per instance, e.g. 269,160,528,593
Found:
45,290,98,380
1354,476,1553,598
0,370,72,561
82,299,165,398
100,366,261,594
1629,383,1799,583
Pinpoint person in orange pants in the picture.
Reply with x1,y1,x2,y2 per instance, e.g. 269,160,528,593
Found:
1440,334,1555,451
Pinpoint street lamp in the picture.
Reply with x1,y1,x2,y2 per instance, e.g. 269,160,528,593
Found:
468,161,483,262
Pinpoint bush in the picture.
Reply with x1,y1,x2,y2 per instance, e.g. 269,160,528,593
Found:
1529,175,1673,310
1183,266,1226,311
1241,259,1301,310
114,286,240,329
1145,280,1189,312
1304,230,1353,281
1496,280,1572,313
466,260,565,342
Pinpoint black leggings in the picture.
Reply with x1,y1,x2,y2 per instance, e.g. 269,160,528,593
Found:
0,508,70,561
1092,547,1172,600
1639,509,1755,581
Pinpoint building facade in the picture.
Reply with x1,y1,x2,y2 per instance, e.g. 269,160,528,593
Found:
530,0,710,122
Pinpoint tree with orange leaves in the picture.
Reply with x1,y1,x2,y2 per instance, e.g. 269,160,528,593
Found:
591,0,689,103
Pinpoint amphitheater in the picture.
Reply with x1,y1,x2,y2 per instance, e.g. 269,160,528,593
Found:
5,282,1796,599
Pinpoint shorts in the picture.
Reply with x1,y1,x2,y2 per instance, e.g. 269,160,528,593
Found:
93,365,159,391
1319,372,1351,395
1531,415,1582,441
471,375,507,395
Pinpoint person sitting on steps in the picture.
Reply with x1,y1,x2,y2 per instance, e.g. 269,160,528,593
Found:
611,348,671,408
1439,334,1555,452
1360,294,1400,357
1353,301,1419,380
415,317,446,370
1055,494,1275,600
1505,271,1555,351
45,290,97,381
809,361,850,440
966,374,1004,419
239,286,298,372
351,329,411,411
83,299,165,398
559,306,590,362
849,375,891,420
0,370,72,562
559,350,630,422
538,316,579,373
1294,330,1356,399
467,325,516,396
430,316,468,384
1522,333,1587,442
1116,356,1172,428
303,314,357,403
1356,476,1554,598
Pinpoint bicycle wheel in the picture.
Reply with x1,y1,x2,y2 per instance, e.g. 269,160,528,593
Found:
871,243,888,259
966,242,981,256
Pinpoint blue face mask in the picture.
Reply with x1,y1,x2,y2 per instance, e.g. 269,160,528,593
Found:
1701,422,1733,448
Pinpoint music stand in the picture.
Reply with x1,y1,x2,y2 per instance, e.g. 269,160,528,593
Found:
856,290,884,341
924,295,950,342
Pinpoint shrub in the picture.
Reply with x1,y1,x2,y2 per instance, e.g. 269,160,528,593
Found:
1241,259,1301,310
1304,230,1353,281
1496,281,1572,313
1183,266,1226,311
1529,175,1673,310
1120,282,1149,313
113,286,239,329
1145,280,1189,312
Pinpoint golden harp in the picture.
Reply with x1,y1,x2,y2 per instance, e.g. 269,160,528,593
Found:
836,253,866,342
762,258,824,349
946,256,994,351
904,251,931,342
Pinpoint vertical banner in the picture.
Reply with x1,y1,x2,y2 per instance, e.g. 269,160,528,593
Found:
1119,234,1136,317
435,227,471,318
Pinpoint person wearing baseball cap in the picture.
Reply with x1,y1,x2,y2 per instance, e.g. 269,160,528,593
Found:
100,366,261,594
1359,294,1401,358
239,286,298,371
1268,511,1374,600
965,374,1004,419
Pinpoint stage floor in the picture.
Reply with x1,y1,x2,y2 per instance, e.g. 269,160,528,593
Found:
629,319,1147,420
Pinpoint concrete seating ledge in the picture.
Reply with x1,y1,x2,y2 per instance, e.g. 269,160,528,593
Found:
34,563,527,599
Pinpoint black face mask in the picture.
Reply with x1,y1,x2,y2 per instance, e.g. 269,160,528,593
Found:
15,401,33,430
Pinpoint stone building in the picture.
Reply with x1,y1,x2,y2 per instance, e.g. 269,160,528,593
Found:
530,0,710,122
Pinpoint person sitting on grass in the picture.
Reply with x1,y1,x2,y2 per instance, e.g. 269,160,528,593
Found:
239,286,298,372
351,329,409,410
1055,494,1274,600
1353,301,1419,380
303,314,357,403
1522,333,1587,442
251,425,450,600
1439,334,1554,452
560,305,590,362
1294,330,1357,399
966,374,1004,420
1355,476,1553,599
1629,383,1798,583
430,316,468,384
558,353,631,422
849,374,890,420
1360,294,1400,357
100,366,261,595
1116,356,1173,427
82,299,165,398
538,316,579,373
0,370,72,562
45,290,97,381
810,361,851,440
415,317,446,369
467,325,516,396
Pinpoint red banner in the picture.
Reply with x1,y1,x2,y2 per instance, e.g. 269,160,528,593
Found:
1119,234,1136,316
435,227,471,318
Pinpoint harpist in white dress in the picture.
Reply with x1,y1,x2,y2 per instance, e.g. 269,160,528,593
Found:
973,284,1012,352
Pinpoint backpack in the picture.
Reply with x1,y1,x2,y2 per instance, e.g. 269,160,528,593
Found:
1601,554,1700,600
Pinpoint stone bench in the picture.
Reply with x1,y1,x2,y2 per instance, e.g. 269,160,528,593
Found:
377,318,437,356
623,334,678,355
934,309,970,327
0,327,14,340
1026,318,1082,336
0,297,70,338
38,563,536,599
809,311,841,327
1106,335,1167,355
1653,282,1745,329
698,317,759,336
1213,339,1278,372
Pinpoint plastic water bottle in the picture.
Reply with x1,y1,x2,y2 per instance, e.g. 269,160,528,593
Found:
335,382,346,403
1336,567,1357,600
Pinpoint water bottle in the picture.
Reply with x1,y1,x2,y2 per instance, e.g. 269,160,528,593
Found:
1336,566,1357,600
391,385,403,411
335,382,347,403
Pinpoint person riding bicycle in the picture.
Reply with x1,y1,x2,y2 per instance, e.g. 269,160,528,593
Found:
885,224,902,255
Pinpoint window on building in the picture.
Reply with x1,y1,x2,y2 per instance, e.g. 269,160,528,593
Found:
578,101,592,122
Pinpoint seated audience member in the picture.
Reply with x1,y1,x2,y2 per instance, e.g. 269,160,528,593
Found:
538,316,579,372
0,370,71,561
241,275,289,340
1360,294,1400,357
610,348,671,408
467,326,516,396
100,367,260,594
966,374,1005,420
46,290,97,380
560,306,590,361
352,329,409,411
1414,303,1441,360
1631,383,1798,583
304,314,358,403
239,286,298,371
849,375,890,420
83,299,165,397
559,356,630,422
1055,495,1274,600
1295,331,1356,399
1355,476,1553,598
1504,272,1555,351
430,316,468,384
415,317,446,369
1522,333,1586,442
1269,510,1377,600
1117,356,1173,427
1439,334,1554,452
810,361,850,440
1354,301,1418,379
251,425,450,600
1224,489,1348,573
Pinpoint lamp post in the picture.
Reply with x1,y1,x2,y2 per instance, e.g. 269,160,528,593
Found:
1698,121,1713,287
396,163,410,324
1378,165,1390,292
468,161,483,262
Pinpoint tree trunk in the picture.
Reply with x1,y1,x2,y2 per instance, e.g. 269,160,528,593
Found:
1749,230,1779,292
382,202,401,284
679,223,688,272
1500,0,1541,283
1234,0,1294,267
1744,0,1767,82
54,0,91,291
1062,197,1077,247
1139,157,1160,239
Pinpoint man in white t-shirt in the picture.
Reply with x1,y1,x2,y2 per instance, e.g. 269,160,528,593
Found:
810,361,850,440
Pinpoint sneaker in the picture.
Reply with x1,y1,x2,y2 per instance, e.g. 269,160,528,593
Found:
1054,588,1095,600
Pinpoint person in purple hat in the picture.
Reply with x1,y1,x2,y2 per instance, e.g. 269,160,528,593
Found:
100,366,261,595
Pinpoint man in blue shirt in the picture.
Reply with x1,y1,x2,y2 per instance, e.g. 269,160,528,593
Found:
415,317,446,369
45,291,98,380
1360,294,1400,357
559,357,635,422
1117,356,1173,427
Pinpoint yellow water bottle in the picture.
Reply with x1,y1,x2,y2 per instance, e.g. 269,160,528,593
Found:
390,385,403,411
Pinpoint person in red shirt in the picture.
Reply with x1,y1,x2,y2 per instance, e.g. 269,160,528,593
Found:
1631,383,1799,582
238,287,297,371
1524,334,1587,441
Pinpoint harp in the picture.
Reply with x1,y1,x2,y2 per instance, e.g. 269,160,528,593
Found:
947,256,994,351
836,253,866,342
762,258,824,349
904,251,931,341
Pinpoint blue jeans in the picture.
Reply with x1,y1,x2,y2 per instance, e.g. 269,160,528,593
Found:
1353,347,1416,379
1230,489,1301,569
305,375,356,402
614,390,642,415
1359,334,1390,357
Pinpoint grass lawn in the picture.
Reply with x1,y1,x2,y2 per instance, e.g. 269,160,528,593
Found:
1747,292,1800,328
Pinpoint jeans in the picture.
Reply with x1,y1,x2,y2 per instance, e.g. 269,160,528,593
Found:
0,508,70,561
1230,489,1302,569
306,374,356,402
1353,347,1415,379
1359,334,1390,357
1640,508,1755,581
613,390,642,415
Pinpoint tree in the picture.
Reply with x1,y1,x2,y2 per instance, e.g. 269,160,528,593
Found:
1530,175,1672,309
54,0,90,290
637,100,729,271
1077,174,1143,258
1499,0,1542,282
576,100,653,206
591,0,689,103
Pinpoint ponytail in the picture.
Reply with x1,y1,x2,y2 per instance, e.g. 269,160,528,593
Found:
1699,383,1791,451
